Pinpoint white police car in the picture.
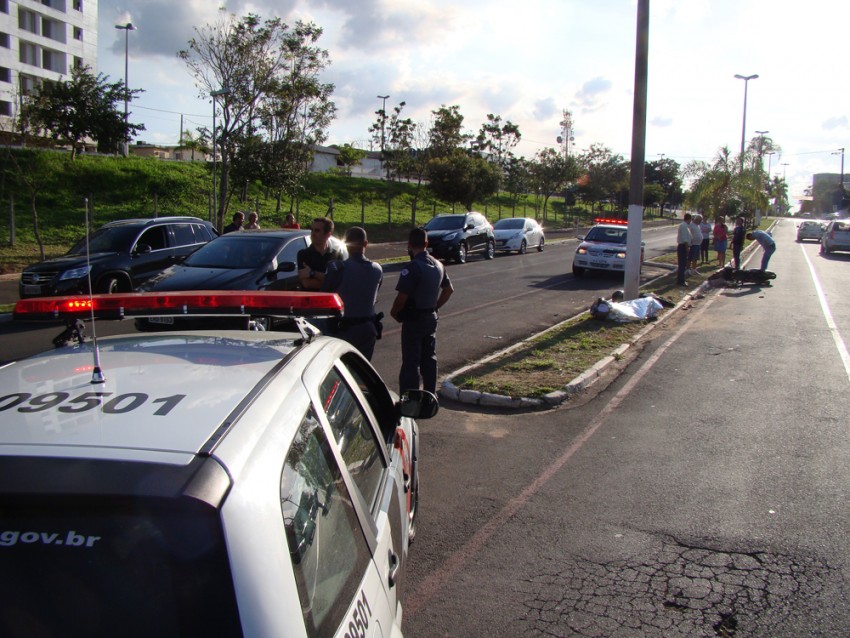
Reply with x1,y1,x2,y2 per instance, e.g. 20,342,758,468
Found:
1,291,437,638
572,218,645,276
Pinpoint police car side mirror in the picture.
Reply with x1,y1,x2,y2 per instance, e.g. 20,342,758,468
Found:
276,262,297,273
398,390,439,420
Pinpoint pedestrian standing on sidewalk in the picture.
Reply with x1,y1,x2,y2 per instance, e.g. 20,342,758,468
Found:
223,212,244,234
322,227,383,360
689,214,703,274
244,211,260,230
732,217,746,269
713,216,729,268
676,213,692,285
746,229,777,271
391,227,453,394
699,215,712,264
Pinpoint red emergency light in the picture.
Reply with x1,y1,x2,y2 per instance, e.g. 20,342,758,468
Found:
594,218,628,225
14,291,344,321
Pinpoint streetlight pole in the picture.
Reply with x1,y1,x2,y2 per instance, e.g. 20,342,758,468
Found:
833,147,845,192
733,73,758,170
114,22,136,157
211,87,230,228
377,94,389,178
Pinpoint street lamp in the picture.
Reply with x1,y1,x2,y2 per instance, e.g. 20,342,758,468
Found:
765,151,775,180
833,147,845,191
211,87,230,227
377,95,389,179
733,73,758,169
114,22,136,157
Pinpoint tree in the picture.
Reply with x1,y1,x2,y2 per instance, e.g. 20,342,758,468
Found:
335,143,367,176
180,13,334,228
369,101,417,180
19,65,144,160
576,144,629,213
531,148,580,220
427,149,500,211
427,105,470,159
178,128,208,161
504,156,532,213
644,157,682,216
474,113,521,169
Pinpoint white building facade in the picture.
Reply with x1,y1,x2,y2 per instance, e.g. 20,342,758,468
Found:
0,0,97,121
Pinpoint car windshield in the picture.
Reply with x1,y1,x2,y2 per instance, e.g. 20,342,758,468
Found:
494,219,525,230
185,235,283,269
0,497,242,636
425,216,464,231
67,226,139,255
585,226,627,244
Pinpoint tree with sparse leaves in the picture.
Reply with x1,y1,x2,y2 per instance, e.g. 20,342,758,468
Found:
18,65,144,160
335,144,367,176
531,148,580,220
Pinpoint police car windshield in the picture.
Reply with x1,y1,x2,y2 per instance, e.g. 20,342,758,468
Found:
184,235,283,269
585,226,627,244
0,497,242,636
67,226,138,255
425,216,464,230
493,218,524,230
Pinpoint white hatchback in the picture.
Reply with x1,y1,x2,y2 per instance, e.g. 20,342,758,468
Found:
492,217,545,254
1,291,437,638
572,219,644,276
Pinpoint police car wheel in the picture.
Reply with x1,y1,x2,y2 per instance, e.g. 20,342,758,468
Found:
518,240,527,255
456,243,467,263
484,240,495,259
572,265,585,276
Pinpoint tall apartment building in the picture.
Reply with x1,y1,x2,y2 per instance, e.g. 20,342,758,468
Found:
0,0,97,121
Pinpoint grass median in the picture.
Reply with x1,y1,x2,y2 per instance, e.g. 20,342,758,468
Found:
451,264,711,398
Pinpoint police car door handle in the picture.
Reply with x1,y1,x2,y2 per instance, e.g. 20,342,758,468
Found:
388,550,400,588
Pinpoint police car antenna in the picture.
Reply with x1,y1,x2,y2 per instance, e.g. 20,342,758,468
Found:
83,198,105,384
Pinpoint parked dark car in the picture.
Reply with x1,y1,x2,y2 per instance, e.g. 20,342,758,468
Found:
140,229,347,293
19,217,217,299
423,212,495,263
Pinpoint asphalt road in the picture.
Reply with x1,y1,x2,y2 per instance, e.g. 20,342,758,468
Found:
402,217,850,636
0,224,682,385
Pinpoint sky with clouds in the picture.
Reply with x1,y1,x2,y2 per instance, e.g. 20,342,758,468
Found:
97,0,850,204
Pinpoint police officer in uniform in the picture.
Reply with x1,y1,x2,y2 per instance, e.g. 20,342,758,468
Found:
390,227,453,394
322,227,383,360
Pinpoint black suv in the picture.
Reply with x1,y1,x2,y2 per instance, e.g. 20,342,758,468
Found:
423,212,495,263
19,217,218,298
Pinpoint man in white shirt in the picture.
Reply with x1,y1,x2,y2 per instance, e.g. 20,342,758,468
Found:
677,213,692,285
688,214,703,274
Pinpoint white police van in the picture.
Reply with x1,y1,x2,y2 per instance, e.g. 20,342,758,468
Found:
0,291,436,637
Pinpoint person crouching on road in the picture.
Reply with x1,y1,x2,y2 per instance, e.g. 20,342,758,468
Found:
676,213,692,285
391,227,453,395
746,229,776,272
322,227,383,360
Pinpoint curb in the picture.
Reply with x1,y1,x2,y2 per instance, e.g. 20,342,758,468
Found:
438,284,708,409
438,222,773,409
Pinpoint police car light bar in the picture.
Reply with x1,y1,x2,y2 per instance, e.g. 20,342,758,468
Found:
594,217,628,225
14,291,344,321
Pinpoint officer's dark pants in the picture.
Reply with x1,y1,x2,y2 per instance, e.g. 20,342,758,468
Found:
733,244,742,270
336,322,378,361
399,313,438,394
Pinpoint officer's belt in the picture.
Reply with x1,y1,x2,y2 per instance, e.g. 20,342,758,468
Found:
339,315,376,327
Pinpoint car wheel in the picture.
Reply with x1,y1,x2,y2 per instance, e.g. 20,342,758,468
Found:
572,265,585,276
537,238,545,252
518,240,527,255
97,276,126,294
456,243,468,264
485,240,495,259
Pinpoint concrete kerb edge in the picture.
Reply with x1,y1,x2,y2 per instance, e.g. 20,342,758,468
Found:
438,273,721,410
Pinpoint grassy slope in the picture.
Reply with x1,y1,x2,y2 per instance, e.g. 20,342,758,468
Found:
0,151,574,272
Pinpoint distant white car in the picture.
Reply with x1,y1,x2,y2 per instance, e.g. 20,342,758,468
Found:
492,217,545,254
572,218,644,276
796,220,825,243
